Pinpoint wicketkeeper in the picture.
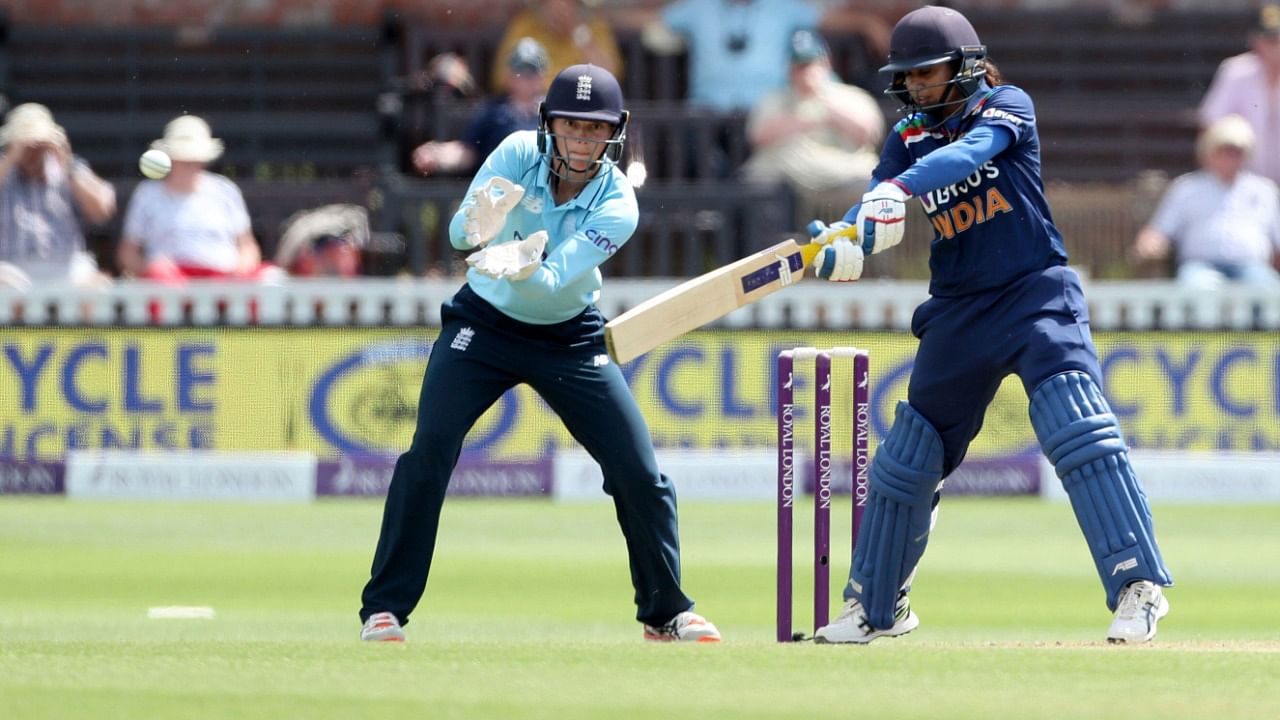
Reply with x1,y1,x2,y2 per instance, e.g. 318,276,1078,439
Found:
358,65,720,644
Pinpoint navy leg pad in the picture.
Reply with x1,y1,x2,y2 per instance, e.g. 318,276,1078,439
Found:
1030,372,1172,609
849,401,944,629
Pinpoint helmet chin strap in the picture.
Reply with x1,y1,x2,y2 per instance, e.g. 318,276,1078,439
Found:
922,84,969,131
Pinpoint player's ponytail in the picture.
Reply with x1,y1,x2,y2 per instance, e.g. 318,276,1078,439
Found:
982,59,1005,87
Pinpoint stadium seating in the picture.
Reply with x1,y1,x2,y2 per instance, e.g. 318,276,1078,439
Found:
970,8,1255,183
1,24,399,178
0,7,1261,280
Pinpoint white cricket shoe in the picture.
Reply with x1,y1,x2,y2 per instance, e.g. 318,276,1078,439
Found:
360,611,406,642
643,611,722,643
1107,580,1169,644
814,594,918,644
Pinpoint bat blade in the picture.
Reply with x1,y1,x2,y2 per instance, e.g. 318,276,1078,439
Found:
604,239,822,364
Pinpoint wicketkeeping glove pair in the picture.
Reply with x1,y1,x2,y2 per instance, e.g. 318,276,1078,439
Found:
462,177,545,281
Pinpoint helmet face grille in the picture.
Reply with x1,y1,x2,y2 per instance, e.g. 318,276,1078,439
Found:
881,7,987,119
537,106,630,182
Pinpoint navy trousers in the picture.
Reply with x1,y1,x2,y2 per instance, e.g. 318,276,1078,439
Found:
360,284,693,627
908,265,1103,475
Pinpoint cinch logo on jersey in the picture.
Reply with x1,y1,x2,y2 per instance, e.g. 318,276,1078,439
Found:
584,228,617,255
918,161,1013,241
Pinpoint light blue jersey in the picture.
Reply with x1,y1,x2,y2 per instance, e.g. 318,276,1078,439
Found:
448,130,638,325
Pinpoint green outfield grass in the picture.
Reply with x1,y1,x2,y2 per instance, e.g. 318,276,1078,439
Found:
1,497,1277,719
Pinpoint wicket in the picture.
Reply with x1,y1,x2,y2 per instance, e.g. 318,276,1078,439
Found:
776,347,870,642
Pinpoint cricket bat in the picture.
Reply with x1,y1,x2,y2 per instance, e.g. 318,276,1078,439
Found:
604,238,824,364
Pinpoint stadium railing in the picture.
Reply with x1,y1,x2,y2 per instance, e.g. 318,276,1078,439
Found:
3,278,1277,331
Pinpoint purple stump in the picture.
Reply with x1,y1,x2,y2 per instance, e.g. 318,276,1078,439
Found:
853,350,870,559
813,351,832,634
776,350,796,643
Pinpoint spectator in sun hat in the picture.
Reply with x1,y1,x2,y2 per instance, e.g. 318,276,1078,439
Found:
1133,114,1280,289
414,37,552,177
118,114,278,283
0,102,116,290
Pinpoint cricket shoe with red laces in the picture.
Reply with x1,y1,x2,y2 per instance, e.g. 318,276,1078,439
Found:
1107,580,1169,644
360,612,405,642
643,611,722,643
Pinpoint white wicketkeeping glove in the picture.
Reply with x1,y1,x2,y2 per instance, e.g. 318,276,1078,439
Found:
466,230,548,281
463,177,525,248
855,181,909,255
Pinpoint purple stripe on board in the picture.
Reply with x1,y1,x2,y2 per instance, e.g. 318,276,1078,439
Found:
316,455,553,497
776,351,795,643
0,460,65,495
809,455,1040,497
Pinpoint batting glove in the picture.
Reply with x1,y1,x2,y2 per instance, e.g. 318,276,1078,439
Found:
814,237,864,282
463,177,525,248
466,230,548,281
855,181,909,255
807,219,858,246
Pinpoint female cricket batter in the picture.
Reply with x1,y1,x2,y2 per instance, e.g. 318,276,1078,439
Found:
359,65,720,643
808,6,1173,644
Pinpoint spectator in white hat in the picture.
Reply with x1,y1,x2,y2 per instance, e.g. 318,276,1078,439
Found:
1133,114,1280,289
0,102,116,290
118,114,275,282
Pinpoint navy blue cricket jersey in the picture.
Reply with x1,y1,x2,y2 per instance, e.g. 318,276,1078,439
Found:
862,84,1069,297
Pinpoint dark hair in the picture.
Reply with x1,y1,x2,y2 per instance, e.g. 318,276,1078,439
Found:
982,59,1005,86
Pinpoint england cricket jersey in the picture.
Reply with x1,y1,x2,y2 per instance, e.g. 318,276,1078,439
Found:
448,131,638,324
859,83,1069,297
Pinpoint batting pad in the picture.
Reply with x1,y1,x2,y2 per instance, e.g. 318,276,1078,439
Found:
849,401,944,630
1030,372,1172,610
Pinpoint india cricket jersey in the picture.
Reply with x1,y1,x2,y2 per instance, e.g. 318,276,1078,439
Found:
870,83,1069,297
448,131,638,324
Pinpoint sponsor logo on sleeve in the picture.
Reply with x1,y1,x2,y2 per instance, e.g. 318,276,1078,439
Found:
981,107,1025,126
584,228,618,255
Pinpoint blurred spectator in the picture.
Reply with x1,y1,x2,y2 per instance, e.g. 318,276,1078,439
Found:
1199,3,1280,185
422,53,478,101
741,29,883,228
118,115,278,283
644,0,821,112
274,204,368,278
0,103,115,290
413,38,550,178
491,0,621,93
1132,115,1280,289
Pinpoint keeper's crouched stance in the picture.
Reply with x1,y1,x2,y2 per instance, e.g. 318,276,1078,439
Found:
357,65,719,644
810,6,1171,644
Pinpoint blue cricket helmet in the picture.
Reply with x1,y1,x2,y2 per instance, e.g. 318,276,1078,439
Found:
537,64,630,178
881,6,987,113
